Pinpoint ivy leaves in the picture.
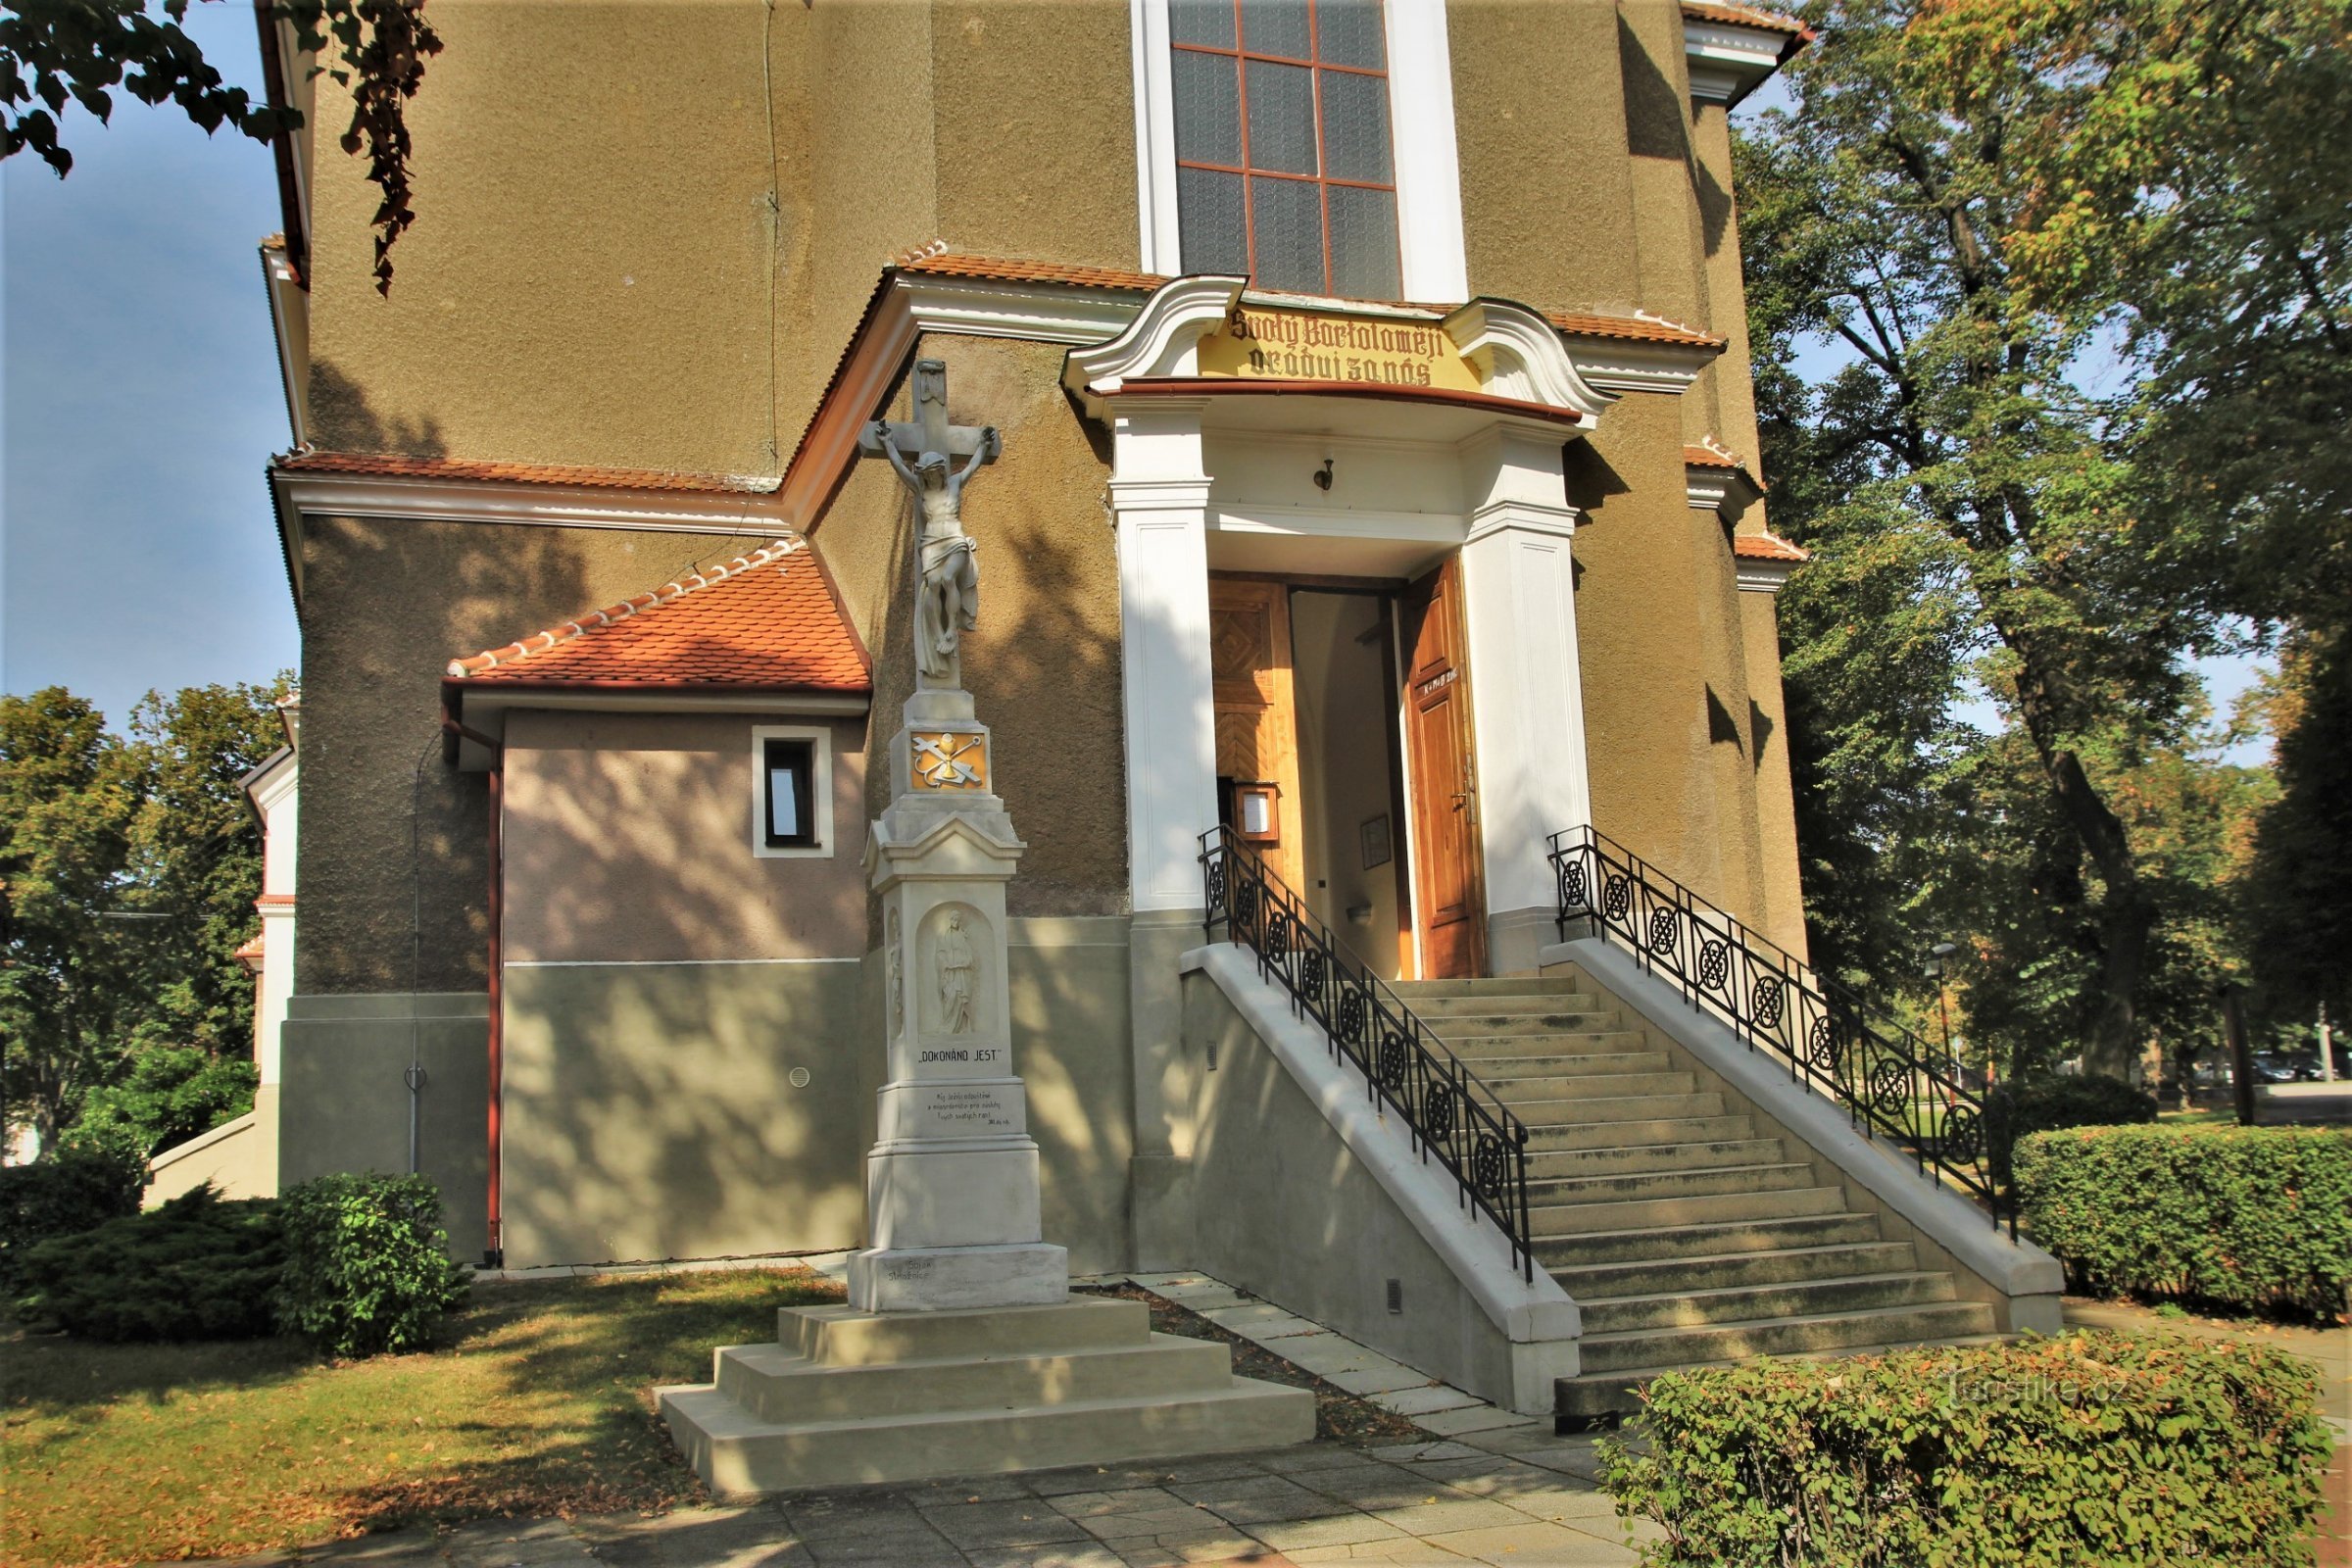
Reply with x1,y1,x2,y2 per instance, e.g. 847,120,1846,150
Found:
0,0,442,292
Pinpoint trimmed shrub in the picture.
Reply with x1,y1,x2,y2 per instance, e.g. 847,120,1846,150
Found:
1985,1071,2155,1187
10,1185,284,1341
1601,1332,2332,1567
2015,1123,2352,1315
273,1173,469,1357
0,1145,145,1295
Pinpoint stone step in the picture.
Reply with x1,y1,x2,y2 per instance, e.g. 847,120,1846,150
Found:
779,1298,1147,1366
1404,992,1608,1017
1439,1031,1655,1058
1530,1185,1847,1236
1574,1299,1999,1375
1555,1335,2008,1427
1514,1090,1728,1125
1423,1013,1625,1039
1549,1240,1921,1299
661,1375,1314,1494
714,1332,1236,1424
1525,1161,1817,1208
1446,1050,1673,1081
1526,1138,1788,1179
1576,1270,1961,1335
1391,978,1588,999
1482,1069,1695,1101
1536,1211,1884,1267
1526,1113,1758,1152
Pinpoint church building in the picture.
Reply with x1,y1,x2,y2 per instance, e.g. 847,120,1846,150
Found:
230,0,2059,1428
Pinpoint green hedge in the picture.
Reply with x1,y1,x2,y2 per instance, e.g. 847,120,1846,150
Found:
10,1186,285,1341
1985,1073,2156,1188
2015,1124,2352,1315
1601,1332,2332,1567
274,1172,470,1356
0,1146,146,1296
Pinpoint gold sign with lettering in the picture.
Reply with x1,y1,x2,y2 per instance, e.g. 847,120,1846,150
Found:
1198,305,1482,394
910,730,989,791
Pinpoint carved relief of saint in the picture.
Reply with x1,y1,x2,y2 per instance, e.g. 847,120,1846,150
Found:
936,910,976,1034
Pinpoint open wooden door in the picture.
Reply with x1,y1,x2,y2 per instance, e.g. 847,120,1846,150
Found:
1400,560,1487,978
1208,577,1305,890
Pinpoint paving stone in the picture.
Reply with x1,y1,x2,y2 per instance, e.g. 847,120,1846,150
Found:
1483,1442,1608,1482
1153,1455,1285,1487
1424,1520,1640,1566
570,1507,813,1568
1297,1468,1471,1513
1256,1446,1378,1475
1269,1336,1388,1378
288,1533,439,1568
1365,1499,1525,1536
919,1499,1094,1549
1049,1489,1189,1519
961,1545,1126,1568
1410,1406,1530,1438
1366,1385,1479,1418
1104,1530,1268,1568
443,1520,596,1568
1239,1512,1410,1552
1288,1544,1470,1565
1450,1423,1557,1454
1364,1442,1483,1463
1077,1508,1227,1543
902,1477,1040,1507
1167,1474,1331,1517
1319,1362,1436,1397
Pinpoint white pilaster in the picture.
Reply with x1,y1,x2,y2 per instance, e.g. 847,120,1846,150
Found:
1456,427,1592,965
1109,402,1220,913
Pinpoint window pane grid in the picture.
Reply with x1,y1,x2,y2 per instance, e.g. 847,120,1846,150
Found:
1173,0,1399,299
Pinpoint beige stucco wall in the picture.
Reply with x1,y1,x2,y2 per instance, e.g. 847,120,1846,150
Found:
500,710,869,964
1008,918,1135,1276
1740,589,1809,958
295,516,753,994
814,333,1128,920
499,959,866,1268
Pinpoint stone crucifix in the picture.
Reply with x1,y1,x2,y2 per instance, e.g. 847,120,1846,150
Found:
859,360,1001,689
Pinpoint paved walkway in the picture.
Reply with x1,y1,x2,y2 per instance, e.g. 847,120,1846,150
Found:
230,1424,1648,1568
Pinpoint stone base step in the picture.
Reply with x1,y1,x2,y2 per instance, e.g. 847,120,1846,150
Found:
1549,1240,1921,1299
1455,1051,1673,1080
661,1376,1313,1494
1525,1161,1817,1208
1526,1138,1788,1179
1391,978,1587,999
1483,1069,1694,1100
1536,1211,1883,1267
1577,1270,1960,1335
1531,1184,1846,1236
715,1332,1235,1423
1516,1091,1728,1125
1439,1031,1653,1058
1406,993,1608,1017
1576,1299,1998,1375
1554,1336,2007,1429
1424,1014,1625,1039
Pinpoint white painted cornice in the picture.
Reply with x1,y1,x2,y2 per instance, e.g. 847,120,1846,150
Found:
1737,560,1797,595
1443,300,1613,419
1062,274,1249,399
1685,20,1794,107
1568,339,1715,397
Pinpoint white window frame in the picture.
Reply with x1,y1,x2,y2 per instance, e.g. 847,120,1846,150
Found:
1132,0,1468,303
752,723,835,859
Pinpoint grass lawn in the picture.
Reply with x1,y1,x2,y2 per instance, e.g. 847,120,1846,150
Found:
2,1266,843,1568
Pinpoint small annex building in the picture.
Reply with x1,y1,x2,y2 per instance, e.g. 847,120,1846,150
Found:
204,0,2061,1421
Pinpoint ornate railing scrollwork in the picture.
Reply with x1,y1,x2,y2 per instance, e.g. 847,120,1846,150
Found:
1548,825,2014,1235
1200,826,1537,1281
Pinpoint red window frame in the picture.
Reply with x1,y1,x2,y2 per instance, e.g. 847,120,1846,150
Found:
1172,0,1400,296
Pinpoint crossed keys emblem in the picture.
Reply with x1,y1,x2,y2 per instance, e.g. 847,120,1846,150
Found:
910,730,988,791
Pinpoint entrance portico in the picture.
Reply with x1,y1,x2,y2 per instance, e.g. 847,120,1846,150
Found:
1066,276,1611,977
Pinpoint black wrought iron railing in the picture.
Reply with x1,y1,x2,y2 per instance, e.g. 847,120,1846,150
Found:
1200,826,1536,1281
1547,825,2012,1234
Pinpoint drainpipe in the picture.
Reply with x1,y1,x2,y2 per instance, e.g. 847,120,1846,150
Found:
443,707,507,1268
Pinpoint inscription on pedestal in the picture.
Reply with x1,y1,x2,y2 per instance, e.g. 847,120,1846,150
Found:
897,1082,1022,1138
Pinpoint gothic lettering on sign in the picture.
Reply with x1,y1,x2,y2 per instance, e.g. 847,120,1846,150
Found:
1199,306,1480,393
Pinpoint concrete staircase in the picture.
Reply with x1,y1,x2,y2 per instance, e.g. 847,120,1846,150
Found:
1389,976,1999,1426
659,1296,1313,1493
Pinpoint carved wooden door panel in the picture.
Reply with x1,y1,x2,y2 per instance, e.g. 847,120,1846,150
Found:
1208,577,1304,891
1400,560,1487,978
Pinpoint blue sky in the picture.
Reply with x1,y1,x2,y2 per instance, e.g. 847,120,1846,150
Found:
1,6,297,729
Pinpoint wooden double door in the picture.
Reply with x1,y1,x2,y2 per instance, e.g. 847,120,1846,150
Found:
1208,564,1487,979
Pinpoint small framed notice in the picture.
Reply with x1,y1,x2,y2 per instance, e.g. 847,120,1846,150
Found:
1360,814,1393,870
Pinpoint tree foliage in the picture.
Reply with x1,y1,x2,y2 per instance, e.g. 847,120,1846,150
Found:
1,681,287,1157
0,0,441,291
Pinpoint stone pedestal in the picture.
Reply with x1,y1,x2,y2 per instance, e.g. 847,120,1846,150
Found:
850,685,1067,1312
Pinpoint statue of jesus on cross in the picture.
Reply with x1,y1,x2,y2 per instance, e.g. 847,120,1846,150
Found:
859,360,1001,689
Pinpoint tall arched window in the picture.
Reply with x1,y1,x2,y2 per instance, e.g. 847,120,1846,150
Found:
1170,0,1401,300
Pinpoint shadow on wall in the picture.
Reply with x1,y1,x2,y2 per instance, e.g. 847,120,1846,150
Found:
1619,13,1692,166
310,361,450,460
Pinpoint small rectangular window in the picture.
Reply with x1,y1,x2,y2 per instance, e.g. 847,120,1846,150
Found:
763,738,817,850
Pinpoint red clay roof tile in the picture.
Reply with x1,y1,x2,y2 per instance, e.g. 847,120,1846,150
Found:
278,450,780,495
1682,2,1811,37
1733,532,1809,563
447,538,868,691
1685,442,1746,469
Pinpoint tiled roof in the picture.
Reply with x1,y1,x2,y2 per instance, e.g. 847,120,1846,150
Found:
233,932,267,960
1734,532,1808,564
1553,310,1724,349
447,538,869,690
898,251,1168,293
1682,1,1810,37
277,450,780,495
1684,442,1746,469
